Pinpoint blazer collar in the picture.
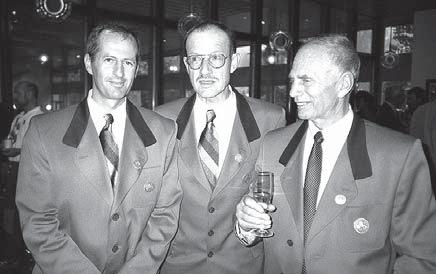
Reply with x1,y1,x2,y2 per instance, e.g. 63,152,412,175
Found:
279,116,372,180
63,98,156,148
175,88,261,142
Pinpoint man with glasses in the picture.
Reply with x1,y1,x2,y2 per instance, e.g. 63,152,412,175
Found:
156,21,286,274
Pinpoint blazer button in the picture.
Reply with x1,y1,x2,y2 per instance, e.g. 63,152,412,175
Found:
208,230,214,236
207,251,214,258
144,182,155,192
208,207,215,213
112,245,119,253
112,213,120,221
287,239,293,246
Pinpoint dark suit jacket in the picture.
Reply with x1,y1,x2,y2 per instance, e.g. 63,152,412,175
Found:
258,116,436,274
410,100,436,195
156,90,286,274
16,99,182,274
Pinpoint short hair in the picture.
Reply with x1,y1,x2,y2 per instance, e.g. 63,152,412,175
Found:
183,21,236,56
86,22,140,62
15,81,38,100
301,34,361,80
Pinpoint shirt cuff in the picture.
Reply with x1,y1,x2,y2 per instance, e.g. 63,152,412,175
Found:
234,221,257,246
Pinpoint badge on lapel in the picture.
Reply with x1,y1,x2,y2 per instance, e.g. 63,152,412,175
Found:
234,153,243,163
353,217,369,234
144,182,155,192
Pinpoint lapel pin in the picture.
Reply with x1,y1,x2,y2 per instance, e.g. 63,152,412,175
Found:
144,182,154,192
234,154,243,163
133,160,143,169
353,218,369,234
334,194,347,205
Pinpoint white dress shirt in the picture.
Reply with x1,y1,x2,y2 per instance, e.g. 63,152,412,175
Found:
302,107,354,207
87,90,127,185
193,87,237,176
8,106,44,162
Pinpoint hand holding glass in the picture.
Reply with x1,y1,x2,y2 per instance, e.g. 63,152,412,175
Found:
252,171,274,237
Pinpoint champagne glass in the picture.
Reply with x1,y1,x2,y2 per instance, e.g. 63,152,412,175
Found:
252,171,274,237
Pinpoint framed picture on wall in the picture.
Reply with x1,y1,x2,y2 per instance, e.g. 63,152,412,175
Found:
426,79,436,101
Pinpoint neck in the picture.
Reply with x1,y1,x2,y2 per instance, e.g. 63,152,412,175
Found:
312,103,350,130
92,93,126,112
198,87,231,105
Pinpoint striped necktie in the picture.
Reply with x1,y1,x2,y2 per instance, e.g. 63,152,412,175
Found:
302,131,324,274
99,114,119,187
198,109,219,190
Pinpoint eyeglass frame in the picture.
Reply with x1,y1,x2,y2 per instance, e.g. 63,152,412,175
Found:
185,53,229,70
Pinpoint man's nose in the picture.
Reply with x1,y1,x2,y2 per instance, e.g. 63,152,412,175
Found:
113,61,124,77
199,57,212,75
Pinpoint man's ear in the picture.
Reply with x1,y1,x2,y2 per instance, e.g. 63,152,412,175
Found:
183,56,190,72
84,54,93,75
230,52,240,74
336,71,355,98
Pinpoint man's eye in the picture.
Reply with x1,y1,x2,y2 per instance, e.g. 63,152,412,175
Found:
124,60,135,67
104,58,115,63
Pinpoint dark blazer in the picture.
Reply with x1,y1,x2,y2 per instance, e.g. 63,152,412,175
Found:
156,90,286,274
16,99,182,274
258,116,436,274
410,100,436,195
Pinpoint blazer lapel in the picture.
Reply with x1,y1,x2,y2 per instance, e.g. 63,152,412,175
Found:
306,146,357,244
179,115,212,192
307,115,371,244
280,143,304,240
63,100,113,205
213,114,251,197
279,121,308,241
114,101,155,208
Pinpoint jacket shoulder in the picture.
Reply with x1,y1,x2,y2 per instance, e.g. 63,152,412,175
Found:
154,98,189,121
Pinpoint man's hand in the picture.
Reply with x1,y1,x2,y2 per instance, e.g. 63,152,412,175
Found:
236,195,276,231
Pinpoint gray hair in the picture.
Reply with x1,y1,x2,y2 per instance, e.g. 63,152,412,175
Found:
302,34,360,80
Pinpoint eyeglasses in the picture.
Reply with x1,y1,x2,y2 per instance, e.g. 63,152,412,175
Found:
186,53,228,70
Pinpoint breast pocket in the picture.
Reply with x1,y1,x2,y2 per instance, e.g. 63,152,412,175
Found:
339,204,389,253
130,166,162,208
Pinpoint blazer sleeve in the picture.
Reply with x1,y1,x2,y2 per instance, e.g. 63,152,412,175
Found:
119,121,182,274
15,120,101,274
391,139,436,272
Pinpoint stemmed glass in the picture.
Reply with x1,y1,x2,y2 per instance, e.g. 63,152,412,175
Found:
252,171,274,237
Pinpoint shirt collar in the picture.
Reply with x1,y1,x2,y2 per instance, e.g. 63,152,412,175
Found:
307,105,354,141
87,89,127,132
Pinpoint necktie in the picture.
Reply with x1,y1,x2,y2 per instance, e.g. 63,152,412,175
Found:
198,109,219,190
99,114,119,187
302,131,324,274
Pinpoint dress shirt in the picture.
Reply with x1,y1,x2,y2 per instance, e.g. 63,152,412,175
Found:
193,87,237,176
302,107,354,207
87,90,126,185
8,106,44,162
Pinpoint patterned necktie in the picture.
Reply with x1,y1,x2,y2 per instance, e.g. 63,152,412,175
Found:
302,131,323,274
99,114,119,187
198,109,219,190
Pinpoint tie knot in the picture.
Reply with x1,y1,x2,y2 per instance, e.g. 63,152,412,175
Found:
206,109,216,123
104,114,114,127
314,131,324,144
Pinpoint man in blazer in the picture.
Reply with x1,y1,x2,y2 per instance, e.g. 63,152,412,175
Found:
156,21,285,274
235,34,436,273
410,99,436,195
15,23,182,274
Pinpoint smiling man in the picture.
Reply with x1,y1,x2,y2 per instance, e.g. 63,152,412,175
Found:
156,21,285,274
15,22,182,274
235,34,436,274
